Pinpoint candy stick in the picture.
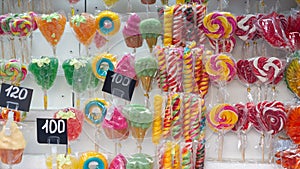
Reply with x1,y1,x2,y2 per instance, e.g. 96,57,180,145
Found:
218,130,224,161
163,141,172,169
162,94,172,139
152,95,163,145
10,38,16,59
190,96,200,141
172,4,184,46
184,5,197,43
195,4,206,44
195,141,205,169
155,46,168,92
183,94,192,142
1,38,4,59
167,48,180,92
193,47,208,97
1,0,4,15
183,47,194,93
182,142,193,169
173,143,180,169
171,93,182,141
163,6,174,46
44,89,48,110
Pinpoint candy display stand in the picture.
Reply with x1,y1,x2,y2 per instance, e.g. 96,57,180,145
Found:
1,0,299,169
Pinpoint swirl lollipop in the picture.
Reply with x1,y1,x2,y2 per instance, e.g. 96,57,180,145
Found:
70,13,97,56
286,105,300,144
1,59,27,86
35,12,67,57
285,55,300,99
28,56,58,110
207,103,238,161
96,10,120,37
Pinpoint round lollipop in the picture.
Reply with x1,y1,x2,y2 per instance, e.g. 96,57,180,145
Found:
122,104,153,152
207,103,238,161
28,56,58,110
286,105,300,144
1,59,27,86
70,13,97,56
92,53,117,80
96,10,120,37
285,56,300,98
134,56,158,107
35,12,67,56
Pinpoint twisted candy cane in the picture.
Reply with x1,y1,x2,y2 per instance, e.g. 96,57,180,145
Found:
152,95,163,145
195,4,206,44
173,143,180,169
184,5,197,42
155,46,168,92
195,141,205,169
164,6,174,46
171,93,182,141
172,4,184,46
193,47,209,97
182,142,193,169
163,141,173,169
183,94,192,142
163,94,172,138
167,48,180,92
190,96,201,141
183,47,194,93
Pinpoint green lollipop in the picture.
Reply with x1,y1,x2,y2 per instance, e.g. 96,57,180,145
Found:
29,56,58,110
134,56,158,107
126,153,153,169
122,104,153,152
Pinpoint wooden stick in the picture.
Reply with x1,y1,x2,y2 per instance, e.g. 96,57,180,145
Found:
218,131,224,161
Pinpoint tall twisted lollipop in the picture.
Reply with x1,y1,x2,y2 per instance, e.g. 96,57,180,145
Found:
154,46,168,92
196,4,207,44
163,6,174,46
183,47,195,93
167,47,180,92
193,47,209,97
171,93,182,141
172,4,184,46
152,95,163,145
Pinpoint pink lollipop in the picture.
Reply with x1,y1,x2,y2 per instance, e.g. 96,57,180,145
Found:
209,36,236,53
28,11,38,31
236,14,257,41
236,59,258,84
255,101,287,135
10,18,32,37
94,31,108,49
205,53,236,84
251,56,283,84
115,53,136,79
109,154,127,169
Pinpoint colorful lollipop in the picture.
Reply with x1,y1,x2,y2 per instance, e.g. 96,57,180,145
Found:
28,56,58,110
122,13,143,50
139,18,162,53
286,105,300,144
96,10,120,37
35,12,67,56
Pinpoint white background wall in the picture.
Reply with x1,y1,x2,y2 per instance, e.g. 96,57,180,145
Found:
0,0,299,168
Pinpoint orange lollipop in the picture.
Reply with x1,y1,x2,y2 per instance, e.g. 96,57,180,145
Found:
35,13,67,56
286,106,300,144
70,13,97,47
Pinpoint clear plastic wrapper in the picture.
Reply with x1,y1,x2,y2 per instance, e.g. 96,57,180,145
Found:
83,98,108,125
122,104,153,152
53,107,84,142
109,153,127,169
35,12,67,56
28,56,58,110
79,151,108,169
0,59,27,86
0,112,26,166
126,153,153,169
70,13,97,56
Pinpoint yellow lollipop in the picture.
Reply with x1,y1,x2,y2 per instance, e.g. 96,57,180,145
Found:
96,10,121,37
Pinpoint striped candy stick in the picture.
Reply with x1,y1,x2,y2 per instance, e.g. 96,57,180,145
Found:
172,4,184,46
154,46,168,92
171,93,182,141
195,4,206,44
162,93,172,139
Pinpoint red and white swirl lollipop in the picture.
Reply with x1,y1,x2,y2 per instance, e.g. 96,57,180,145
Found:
236,14,258,41
232,103,253,133
255,100,287,135
251,56,283,84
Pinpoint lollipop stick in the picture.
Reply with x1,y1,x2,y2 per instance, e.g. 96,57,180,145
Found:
71,5,75,16
1,0,4,14
217,130,224,161
95,127,100,151
76,92,80,109
10,38,16,59
127,0,131,12
260,133,265,163
85,45,89,57
44,89,48,110
19,38,25,63
52,46,57,57
241,132,247,162
1,38,4,59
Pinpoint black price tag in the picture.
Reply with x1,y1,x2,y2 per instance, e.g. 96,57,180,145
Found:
36,118,68,145
102,70,136,101
0,83,33,112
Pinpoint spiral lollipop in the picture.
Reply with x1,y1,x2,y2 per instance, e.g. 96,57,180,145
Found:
195,4,207,44
205,53,236,86
172,4,184,46
154,46,168,92
171,93,182,141
193,47,209,97
286,105,300,144
152,95,163,145
167,47,181,92
2,59,27,86
207,103,238,161
163,6,174,47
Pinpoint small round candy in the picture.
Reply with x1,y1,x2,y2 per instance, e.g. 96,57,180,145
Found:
84,98,108,125
92,53,116,79
96,10,120,36
79,151,108,169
